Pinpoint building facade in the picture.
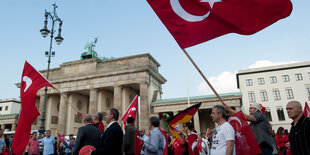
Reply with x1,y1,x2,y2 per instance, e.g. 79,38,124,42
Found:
24,53,166,136
237,61,310,130
152,92,242,134
0,98,20,131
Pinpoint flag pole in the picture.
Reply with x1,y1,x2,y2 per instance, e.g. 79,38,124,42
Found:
182,49,228,107
184,55,190,107
54,88,80,113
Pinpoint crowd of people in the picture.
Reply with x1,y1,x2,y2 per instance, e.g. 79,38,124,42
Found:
1,100,309,155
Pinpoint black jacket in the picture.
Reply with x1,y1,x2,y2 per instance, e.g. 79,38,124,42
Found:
73,124,102,155
93,122,123,155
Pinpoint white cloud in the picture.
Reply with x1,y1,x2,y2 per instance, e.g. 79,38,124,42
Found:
248,60,299,69
197,71,239,95
197,60,299,95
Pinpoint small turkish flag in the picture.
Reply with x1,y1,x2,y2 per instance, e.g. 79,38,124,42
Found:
303,102,310,118
134,129,144,155
228,111,261,155
147,0,292,49
12,61,55,155
121,95,138,125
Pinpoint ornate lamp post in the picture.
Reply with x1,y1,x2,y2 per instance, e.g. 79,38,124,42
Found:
38,3,64,134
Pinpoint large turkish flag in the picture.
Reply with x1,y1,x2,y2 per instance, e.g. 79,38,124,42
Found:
12,61,55,155
228,111,261,155
147,0,292,49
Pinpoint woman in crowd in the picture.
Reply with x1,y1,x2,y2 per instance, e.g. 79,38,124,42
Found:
276,127,289,155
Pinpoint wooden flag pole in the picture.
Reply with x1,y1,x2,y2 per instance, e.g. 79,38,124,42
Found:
54,88,80,113
182,49,228,107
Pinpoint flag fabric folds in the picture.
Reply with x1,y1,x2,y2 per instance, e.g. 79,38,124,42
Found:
57,133,71,148
303,102,310,118
167,103,201,138
228,111,261,155
134,130,144,155
122,95,138,126
147,0,292,49
159,128,169,155
12,61,55,155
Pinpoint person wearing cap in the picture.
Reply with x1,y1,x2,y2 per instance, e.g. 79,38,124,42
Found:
226,103,276,155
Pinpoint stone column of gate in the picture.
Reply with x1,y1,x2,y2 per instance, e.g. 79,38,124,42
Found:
37,95,45,129
58,93,68,134
139,82,149,133
89,88,98,115
113,85,122,117
194,111,201,134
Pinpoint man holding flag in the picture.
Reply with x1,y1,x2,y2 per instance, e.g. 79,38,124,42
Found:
207,105,235,155
12,61,55,155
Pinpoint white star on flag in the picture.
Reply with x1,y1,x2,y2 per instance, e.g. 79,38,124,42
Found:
236,132,242,138
201,0,222,9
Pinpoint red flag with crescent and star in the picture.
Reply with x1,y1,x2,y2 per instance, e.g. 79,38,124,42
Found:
12,61,55,155
134,129,144,155
228,111,261,155
147,0,292,49
121,95,138,126
303,102,310,118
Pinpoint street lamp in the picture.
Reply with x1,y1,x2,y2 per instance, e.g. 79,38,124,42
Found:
38,3,64,134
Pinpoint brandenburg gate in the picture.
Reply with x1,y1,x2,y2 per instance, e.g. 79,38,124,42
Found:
31,53,166,135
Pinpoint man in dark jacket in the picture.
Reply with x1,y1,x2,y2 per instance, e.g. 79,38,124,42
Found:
92,108,123,155
123,117,136,155
73,114,102,155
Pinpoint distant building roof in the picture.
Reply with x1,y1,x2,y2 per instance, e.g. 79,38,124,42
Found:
0,98,20,104
152,92,241,104
0,113,19,118
236,61,310,88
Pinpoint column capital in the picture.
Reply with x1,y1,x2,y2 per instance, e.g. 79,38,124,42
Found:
139,81,149,86
114,84,123,89
90,88,99,91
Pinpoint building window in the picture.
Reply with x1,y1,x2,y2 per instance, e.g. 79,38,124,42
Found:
308,72,310,79
260,91,268,101
306,88,310,99
277,107,285,121
270,76,277,83
282,75,290,82
273,90,281,100
295,73,303,81
285,89,294,99
265,108,272,121
258,78,265,85
248,92,256,102
5,106,8,111
246,79,253,86
0,107,2,111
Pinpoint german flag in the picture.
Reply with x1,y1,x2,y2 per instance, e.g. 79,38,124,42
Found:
167,103,201,138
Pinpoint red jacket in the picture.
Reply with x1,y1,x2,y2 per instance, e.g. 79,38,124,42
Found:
92,121,105,133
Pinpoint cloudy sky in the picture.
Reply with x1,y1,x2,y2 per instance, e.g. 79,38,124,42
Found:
0,1,309,99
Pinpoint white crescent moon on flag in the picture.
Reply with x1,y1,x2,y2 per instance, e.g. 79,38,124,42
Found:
228,117,242,127
170,0,210,22
22,76,32,93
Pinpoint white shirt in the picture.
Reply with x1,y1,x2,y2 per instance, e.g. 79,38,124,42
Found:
107,121,117,128
210,122,235,155
140,135,149,154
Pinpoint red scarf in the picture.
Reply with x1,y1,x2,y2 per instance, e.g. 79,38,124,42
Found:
197,140,203,152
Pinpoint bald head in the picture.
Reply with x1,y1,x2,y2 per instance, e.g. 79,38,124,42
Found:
286,101,303,121
83,114,93,124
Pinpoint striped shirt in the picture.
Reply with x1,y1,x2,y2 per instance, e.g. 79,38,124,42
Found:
289,115,310,155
